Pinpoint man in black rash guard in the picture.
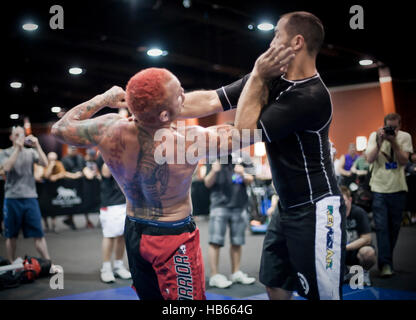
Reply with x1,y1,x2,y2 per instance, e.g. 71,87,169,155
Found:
180,11,346,300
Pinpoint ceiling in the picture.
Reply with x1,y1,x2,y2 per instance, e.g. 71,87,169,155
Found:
2,0,413,130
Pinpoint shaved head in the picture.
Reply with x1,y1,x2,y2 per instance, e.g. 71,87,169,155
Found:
280,11,324,56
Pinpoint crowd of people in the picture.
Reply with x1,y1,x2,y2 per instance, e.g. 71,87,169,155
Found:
333,113,415,280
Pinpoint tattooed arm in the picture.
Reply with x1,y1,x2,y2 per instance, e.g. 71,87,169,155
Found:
51,86,127,147
190,124,260,163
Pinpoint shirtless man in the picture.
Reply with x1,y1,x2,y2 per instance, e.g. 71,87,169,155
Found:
51,66,276,300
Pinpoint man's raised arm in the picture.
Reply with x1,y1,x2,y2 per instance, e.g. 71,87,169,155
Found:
51,86,127,147
234,45,294,130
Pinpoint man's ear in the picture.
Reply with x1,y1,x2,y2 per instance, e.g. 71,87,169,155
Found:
291,35,304,52
159,110,170,123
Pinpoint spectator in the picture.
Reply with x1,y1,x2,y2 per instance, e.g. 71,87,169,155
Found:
365,113,413,277
0,158,5,235
204,155,256,288
97,159,131,283
43,152,67,182
191,163,210,220
351,152,371,191
340,186,376,286
0,126,53,263
42,152,68,233
83,148,101,181
82,148,102,229
351,153,370,177
405,153,416,224
337,143,359,187
61,146,85,229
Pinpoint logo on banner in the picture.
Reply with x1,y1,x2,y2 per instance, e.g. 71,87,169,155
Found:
52,186,82,206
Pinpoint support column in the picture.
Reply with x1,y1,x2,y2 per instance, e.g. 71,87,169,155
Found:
378,66,396,115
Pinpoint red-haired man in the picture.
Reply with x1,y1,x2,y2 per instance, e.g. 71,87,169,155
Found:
51,60,292,300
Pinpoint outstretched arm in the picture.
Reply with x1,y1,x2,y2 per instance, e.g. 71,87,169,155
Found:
190,124,261,164
51,86,127,147
178,90,223,119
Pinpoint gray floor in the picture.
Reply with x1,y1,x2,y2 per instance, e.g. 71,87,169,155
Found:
0,213,415,299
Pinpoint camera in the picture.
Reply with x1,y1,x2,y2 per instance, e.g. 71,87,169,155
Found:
383,126,396,136
24,137,35,147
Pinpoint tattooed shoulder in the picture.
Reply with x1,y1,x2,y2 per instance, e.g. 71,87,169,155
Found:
77,114,121,146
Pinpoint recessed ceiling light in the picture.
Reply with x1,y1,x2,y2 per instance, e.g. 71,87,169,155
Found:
183,0,191,8
359,59,374,66
22,23,38,31
10,82,22,89
147,48,164,57
257,22,274,31
51,106,61,113
10,114,19,120
248,24,254,30
69,67,83,75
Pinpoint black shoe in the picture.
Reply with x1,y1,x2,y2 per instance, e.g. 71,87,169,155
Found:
63,218,77,230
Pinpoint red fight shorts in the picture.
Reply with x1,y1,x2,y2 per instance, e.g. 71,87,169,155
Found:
124,215,206,300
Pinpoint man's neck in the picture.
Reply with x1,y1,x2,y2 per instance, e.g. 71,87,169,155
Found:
285,56,317,81
134,117,170,132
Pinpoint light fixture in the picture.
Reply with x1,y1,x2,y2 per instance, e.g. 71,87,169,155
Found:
10,114,19,120
248,24,254,30
254,142,266,157
22,23,38,31
147,48,168,57
10,82,22,89
183,0,191,8
51,106,62,113
257,22,274,31
356,136,368,152
359,59,373,66
69,67,83,75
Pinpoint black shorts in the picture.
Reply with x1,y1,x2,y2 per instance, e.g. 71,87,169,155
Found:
259,196,346,300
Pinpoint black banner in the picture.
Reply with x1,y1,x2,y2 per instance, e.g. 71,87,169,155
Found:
37,178,101,217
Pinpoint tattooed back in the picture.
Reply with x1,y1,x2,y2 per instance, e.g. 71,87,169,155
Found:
98,116,199,222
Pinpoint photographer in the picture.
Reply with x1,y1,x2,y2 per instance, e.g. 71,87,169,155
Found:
0,126,53,263
365,113,413,277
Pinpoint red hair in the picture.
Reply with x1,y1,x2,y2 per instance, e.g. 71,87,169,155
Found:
126,68,173,124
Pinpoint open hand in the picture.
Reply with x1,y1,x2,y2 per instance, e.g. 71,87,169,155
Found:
253,45,295,81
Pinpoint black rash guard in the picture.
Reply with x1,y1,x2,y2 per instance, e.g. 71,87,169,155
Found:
216,73,340,211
